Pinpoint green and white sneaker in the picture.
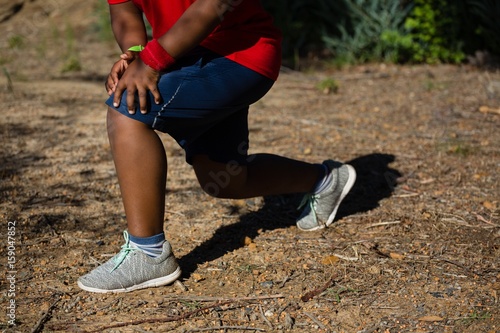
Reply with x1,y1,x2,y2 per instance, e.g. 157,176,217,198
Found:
77,231,181,293
296,160,356,231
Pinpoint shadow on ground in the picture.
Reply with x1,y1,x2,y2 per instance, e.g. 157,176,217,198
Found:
178,153,402,278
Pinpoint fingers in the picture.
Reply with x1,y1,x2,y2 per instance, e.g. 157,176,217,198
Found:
137,88,148,114
106,72,119,95
120,51,135,61
110,60,161,114
126,86,137,114
149,85,161,105
106,59,128,95
113,80,126,110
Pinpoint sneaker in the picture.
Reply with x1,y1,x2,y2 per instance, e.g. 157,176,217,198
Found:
77,231,181,293
296,160,356,231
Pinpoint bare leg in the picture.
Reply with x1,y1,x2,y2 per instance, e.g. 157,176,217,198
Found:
192,154,322,199
107,108,166,237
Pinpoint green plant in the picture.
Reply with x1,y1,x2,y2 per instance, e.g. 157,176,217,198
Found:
61,56,82,73
179,300,201,311
403,0,465,63
322,0,413,65
317,78,339,94
61,24,82,73
326,286,358,302
462,310,491,324
7,35,24,49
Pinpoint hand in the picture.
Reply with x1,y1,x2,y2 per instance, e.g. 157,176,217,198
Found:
105,51,137,95
112,58,161,114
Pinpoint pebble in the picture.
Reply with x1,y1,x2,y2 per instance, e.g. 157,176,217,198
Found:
260,281,274,288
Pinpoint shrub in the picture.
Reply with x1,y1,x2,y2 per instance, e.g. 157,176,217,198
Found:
402,0,465,63
322,0,412,64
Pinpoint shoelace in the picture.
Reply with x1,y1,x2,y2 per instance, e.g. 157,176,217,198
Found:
111,231,137,272
298,193,320,227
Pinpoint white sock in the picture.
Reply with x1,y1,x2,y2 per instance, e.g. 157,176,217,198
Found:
128,232,165,258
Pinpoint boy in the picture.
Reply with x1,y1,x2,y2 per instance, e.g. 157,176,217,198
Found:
77,0,356,293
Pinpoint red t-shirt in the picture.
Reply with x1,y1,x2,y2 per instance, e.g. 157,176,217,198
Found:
107,0,282,80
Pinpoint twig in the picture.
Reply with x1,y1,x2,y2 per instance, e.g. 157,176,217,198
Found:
163,294,284,303
366,221,401,229
259,304,273,329
31,297,60,333
393,192,419,198
279,275,291,288
84,301,234,333
276,302,290,318
304,312,329,331
434,257,487,281
476,214,500,228
279,271,295,288
442,273,467,278
333,253,359,261
77,296,283,333
186,326,266,332
165,209,186,217
441,217,475,227
301,274,337,302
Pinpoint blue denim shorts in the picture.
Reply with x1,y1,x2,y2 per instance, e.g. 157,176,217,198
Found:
106,47,274,165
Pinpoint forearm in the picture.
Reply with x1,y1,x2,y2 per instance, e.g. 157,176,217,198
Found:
110,2,148,52
157,0,232,58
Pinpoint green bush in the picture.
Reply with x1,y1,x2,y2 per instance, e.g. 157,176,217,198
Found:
264,0,500,65
402,0,465,63
322,0,412,64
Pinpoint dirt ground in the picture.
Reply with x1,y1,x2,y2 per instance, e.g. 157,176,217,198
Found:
1,1,499,332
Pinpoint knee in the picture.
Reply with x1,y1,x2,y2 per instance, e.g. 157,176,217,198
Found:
106,107,148,140
192,156,247,198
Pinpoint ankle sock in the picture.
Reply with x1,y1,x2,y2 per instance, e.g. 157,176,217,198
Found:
128,232,166,258
313,164,333,195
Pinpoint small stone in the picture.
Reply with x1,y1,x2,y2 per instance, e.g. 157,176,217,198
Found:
260,281,274,288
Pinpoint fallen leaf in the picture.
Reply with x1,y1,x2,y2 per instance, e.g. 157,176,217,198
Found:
390,252,405,260
418,315,443,322
321,255,340,265
483,201,496,211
